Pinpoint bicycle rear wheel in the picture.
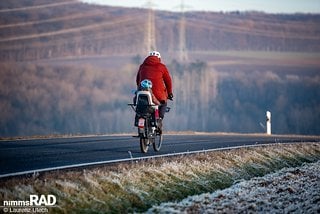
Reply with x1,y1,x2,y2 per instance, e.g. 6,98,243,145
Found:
140,137,149,153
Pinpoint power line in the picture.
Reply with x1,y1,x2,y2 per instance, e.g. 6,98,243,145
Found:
0,1,78,13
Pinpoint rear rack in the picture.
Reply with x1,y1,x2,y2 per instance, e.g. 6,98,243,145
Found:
128,104,171,113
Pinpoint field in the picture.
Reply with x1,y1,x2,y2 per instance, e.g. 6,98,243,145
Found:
0,142,319,213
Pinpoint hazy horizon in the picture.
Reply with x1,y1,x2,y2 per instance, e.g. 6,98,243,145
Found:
81,0,320,14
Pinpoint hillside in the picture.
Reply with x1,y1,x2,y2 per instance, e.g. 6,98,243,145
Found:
0,0,320,61
0,0,320,137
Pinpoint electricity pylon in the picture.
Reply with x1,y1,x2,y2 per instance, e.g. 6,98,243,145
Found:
144,0,156,52
177,0,190,62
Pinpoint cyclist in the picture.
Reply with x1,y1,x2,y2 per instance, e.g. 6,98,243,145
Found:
136,51,173,120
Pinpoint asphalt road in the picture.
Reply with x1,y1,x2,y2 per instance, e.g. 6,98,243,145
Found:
0,134,319,176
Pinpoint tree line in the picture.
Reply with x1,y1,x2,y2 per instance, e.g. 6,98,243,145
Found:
0,59,319,137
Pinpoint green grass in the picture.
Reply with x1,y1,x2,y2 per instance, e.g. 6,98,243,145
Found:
0,143,319,213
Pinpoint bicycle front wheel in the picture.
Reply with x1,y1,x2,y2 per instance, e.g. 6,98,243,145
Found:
153,133,163,152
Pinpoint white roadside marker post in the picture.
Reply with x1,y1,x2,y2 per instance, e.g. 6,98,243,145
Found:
266,111,271,135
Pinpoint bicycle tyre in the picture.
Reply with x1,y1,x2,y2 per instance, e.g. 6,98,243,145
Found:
140,137,149,153
153,133,163,152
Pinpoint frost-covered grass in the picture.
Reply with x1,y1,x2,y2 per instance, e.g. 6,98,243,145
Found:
0,143,319,213
148,160,320,213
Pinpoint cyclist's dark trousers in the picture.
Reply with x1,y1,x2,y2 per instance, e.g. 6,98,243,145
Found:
159,102,167,119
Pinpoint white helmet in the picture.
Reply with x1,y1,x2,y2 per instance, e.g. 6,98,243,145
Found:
149,51,161,58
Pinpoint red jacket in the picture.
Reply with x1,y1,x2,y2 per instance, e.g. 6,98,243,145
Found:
136,56,173,102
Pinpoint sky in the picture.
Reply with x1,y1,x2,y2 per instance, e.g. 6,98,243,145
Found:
81,0,320,14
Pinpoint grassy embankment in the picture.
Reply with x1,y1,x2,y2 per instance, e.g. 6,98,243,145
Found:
0,143,319,213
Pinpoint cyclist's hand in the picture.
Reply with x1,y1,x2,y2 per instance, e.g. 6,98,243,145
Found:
168,93,174,101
